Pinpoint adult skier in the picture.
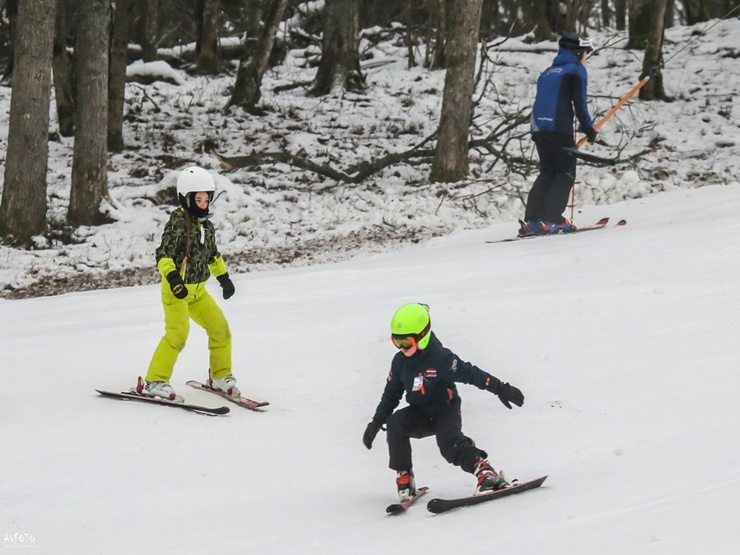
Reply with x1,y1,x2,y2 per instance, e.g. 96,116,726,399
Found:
363,303,524,502
520,33,597,236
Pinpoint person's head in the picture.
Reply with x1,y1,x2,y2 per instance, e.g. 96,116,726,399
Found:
177,166,215,219
390,303,432,357
558,33,594,63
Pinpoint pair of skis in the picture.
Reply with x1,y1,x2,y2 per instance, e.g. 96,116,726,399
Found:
386,475,547,515
487,217,626,244
96,379,269,416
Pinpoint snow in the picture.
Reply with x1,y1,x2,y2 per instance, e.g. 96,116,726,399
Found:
1,16,740,553
3,183,740,553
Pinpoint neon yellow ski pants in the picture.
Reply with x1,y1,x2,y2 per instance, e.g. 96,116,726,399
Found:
146,281,232,383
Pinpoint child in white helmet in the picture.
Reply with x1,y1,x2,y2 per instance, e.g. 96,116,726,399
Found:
138,166,239,401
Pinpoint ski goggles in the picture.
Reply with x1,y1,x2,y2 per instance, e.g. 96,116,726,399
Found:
391,322,431,350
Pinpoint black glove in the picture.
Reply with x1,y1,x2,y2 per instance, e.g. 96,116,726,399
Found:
497,382,524,409
484,376,524,409
217,273,235,300
166,271,188,300
584,127,597,144
363,418,383,450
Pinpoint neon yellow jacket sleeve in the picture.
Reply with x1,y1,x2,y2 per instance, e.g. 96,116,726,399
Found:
208,255,228,278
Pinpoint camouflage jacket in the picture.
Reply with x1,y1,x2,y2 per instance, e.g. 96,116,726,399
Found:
155,208,227,284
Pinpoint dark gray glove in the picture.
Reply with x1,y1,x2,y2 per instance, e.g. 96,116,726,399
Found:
497,382,524,409
363,418,383,449
484,376,524,409
217,273,235,300
584,127,597,143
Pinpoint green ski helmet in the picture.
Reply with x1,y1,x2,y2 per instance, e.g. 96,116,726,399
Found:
390,303,432,351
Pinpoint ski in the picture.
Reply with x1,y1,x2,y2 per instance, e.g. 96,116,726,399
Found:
186,380,269,411
426,475,547,514
95,389,230,416
386,486,430,515
486,218,626,244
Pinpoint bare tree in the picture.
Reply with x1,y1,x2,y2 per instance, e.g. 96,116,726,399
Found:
196,0,220,74
140,0,158,61
52,0,75,137
68,0,111,227
108,0,133,152
640,0,668,100
227,0,289,112
310,0,364,95
0,0,55,242
430,0,483,182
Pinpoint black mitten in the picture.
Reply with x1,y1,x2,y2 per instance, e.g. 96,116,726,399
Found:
584,127,598,143
166,271,188,300
363,418,383,449
217,273,235,300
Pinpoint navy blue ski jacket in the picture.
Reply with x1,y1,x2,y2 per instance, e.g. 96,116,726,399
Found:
372,333,503,422
531,49,593,135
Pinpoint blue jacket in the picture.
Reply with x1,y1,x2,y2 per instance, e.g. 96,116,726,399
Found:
372,333,502,421
531,49,593,135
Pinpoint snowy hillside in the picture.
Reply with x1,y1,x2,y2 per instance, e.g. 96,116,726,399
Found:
3,184,740,554
1,18,739,298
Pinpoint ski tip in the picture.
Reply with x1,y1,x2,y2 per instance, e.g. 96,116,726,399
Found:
595,217,609,225
615,219,627,226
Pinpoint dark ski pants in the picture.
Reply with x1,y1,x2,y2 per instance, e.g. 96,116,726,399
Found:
386,405,487,475
525,132,578,224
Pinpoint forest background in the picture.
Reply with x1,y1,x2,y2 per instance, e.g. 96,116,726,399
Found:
0,0,738,299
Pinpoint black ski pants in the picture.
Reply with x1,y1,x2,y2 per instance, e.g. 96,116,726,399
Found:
386,405,487,475
525,131,578,224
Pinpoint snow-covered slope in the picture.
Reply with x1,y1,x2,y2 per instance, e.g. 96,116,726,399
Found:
3,184,740,554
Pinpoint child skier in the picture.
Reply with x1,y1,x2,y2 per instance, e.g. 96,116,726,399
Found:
139,166,239,401
363,303,524,502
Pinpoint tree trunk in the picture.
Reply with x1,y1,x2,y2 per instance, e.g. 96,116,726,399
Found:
0,0,55,242
196,0,220,74
640,0,668,100
140,0,158,61
627,0,652,49
68,0,111,227
310,0,364,96
227,0,289,112
108,0,133,152
682,0,710,24
429,0,483,182
529,0,555,41
614,0,627,30
52,0,75,137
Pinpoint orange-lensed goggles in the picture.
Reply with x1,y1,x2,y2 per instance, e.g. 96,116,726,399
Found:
391,335,417,350
390,322,431,350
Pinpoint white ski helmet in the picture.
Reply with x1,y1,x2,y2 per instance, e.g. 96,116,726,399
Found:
176,166,215,210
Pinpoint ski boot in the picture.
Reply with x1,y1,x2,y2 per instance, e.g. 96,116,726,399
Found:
396,470,417,503
474,458,509,495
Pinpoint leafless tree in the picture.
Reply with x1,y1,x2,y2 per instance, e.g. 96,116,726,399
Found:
227,0,289,111
108,0,134,152
310,0,364,95
0,0,55,242
430,0,483,182
196,0,220,73
68,0,111,227
52,0,75,137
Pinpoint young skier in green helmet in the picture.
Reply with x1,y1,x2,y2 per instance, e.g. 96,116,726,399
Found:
363,303,525,502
